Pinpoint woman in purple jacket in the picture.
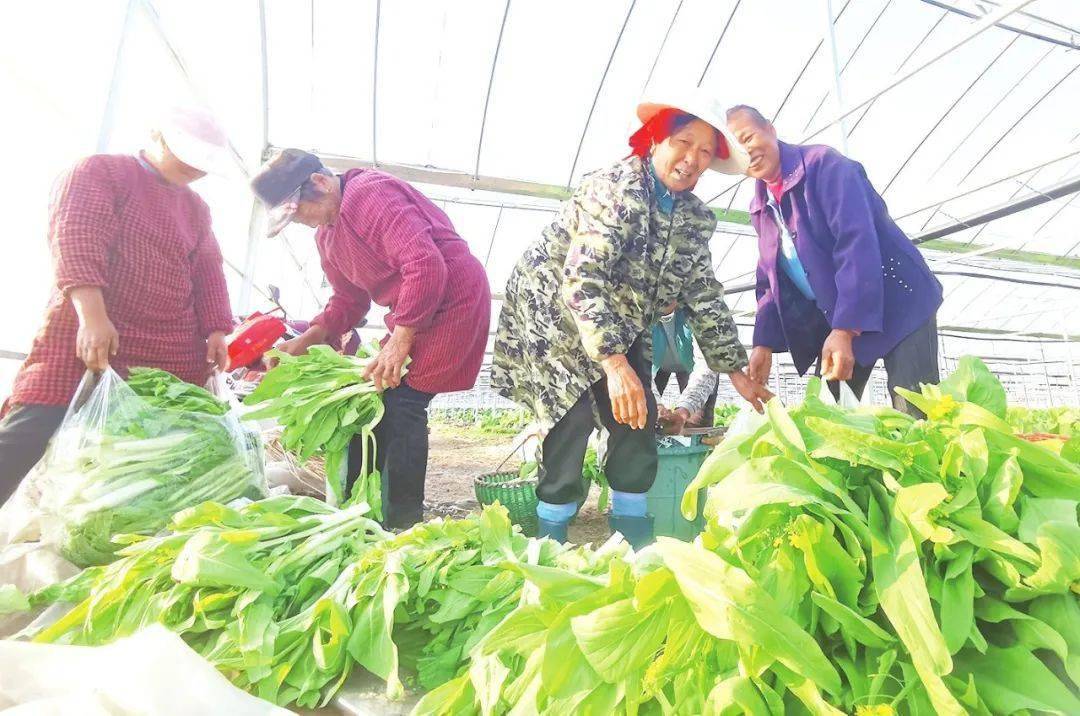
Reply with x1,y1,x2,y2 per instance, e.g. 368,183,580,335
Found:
726,105,942,415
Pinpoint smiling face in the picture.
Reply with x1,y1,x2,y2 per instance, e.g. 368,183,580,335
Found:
650,119,718,193
727,110,781,182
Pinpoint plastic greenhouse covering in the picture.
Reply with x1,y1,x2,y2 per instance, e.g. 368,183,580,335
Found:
1,0,1078,408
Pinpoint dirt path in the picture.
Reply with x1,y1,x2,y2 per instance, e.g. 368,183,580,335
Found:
423,425,611,545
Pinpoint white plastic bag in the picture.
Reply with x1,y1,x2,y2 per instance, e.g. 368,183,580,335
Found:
0,625,294,716
33,369,266,566
818,379,872,410
726,402,769,438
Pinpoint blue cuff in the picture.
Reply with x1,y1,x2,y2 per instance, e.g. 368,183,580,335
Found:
611,490,647,517
537,500,578,523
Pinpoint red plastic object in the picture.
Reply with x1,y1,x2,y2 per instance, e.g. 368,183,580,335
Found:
226,312,287,371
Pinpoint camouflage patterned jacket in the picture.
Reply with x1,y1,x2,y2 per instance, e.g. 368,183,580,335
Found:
491,156,747,427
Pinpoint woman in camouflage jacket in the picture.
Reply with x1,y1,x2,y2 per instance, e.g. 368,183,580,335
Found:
491,91,772,545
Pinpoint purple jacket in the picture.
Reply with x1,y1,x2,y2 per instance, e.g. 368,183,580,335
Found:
751,141,942,374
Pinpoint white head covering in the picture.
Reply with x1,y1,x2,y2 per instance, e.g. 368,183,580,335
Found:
636,88,750,175
158,105,233,176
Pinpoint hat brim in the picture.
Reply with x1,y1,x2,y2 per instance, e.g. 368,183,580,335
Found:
266,199,299,238
163,130,237,177
636,98,750,175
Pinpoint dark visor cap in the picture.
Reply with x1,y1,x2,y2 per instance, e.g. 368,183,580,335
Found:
250,148,326,209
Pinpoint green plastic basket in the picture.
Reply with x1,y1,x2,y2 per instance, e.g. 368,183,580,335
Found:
474,472,539,537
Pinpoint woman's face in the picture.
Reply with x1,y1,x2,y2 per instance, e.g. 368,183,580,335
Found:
292,173,341,228
651,119,717,193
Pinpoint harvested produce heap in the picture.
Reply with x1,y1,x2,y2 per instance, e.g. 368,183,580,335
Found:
243,344,386,512
39,368,261,567
19,358,1080,714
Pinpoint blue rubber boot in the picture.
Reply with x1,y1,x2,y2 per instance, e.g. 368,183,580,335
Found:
537,517,570,543
608,514,655,551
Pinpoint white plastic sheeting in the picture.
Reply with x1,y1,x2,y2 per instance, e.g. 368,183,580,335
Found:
2,0,1078,403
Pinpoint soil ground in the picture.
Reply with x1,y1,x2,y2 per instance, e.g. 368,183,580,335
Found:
421,424,611,545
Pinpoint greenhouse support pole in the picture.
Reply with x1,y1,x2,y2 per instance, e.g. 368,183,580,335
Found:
1039,343,1054,406
98,0,137,152
821,0,850,153
239,0,271,313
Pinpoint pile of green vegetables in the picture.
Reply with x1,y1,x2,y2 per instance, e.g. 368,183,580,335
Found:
23,500,616,710
16,357,1079,715
42,368,262,567
1007,405,1077,437
28,496,387,707
674,357,1080,714
713,403,740,428
244,343,386,513
418,358,1080,714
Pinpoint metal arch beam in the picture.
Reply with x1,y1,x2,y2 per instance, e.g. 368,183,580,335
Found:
698,0,742,88
637,0,684,103
474,0,512,179
919,0,1080,50
882,34,1018,195
566,0,637,190
894,143,1080,220
923,46,1054,189
316,150,573,200
819,0,857,154
372,0,381,166
98,0,137,152
802,0,1038,144
483,205,505,268
848,9,949,136
913,172,1080,243
722,266,1080,296
958,62,1080,184
706,0,855,207
980,153,1080,250
802,0,893,135
915,44,1055,232
979,0,1080,37
240,0,271,313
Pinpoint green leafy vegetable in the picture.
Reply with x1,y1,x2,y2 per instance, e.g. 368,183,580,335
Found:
244,343,386,511
40,368,262,566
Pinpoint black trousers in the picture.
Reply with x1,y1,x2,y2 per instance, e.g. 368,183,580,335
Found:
820,316,940,417
539,338,658,505
347,381,435,528
0,404,67,504
654,370,689,396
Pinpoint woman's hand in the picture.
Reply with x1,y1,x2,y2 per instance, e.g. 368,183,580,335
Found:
747,346,773,385
76,314,119,372
602,354,648,430
364,326,416,391
820,329,857,381
206,331,228,371
270,324,329,368
658,406,690,435
728,369,773,413
70,286,118,372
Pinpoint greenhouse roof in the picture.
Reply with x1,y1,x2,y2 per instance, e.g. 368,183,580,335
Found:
3,0,1079,366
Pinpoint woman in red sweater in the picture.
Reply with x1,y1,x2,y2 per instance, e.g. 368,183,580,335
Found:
251,149,490,528
0,106,235,504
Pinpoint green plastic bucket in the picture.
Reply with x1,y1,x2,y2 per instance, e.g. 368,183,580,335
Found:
647,435,711,541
